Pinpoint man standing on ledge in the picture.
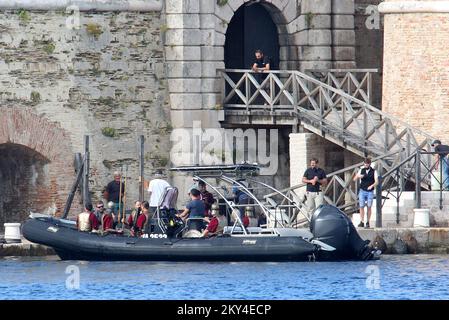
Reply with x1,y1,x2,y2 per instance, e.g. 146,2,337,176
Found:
353,158,378,229
432,139,449,191
302,158,327,216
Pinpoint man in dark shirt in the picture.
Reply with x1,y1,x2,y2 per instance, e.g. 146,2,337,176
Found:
252,49,271,104
104,171,125,225
177,188,205,231
198,180,215,217
432,139,449,190
302,158,327,216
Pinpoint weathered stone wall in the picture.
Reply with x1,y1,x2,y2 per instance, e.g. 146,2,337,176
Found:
380,0,449,142
0,9,171,220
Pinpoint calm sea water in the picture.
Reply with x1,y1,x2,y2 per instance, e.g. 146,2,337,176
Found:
0,254,448,300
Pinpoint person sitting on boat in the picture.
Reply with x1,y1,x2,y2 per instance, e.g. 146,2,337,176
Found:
76,203,99,232
198,180,215,217
123,200,142,232
101,208,114,232
130,201,149,237
202,203,227,237
177,188,205,231
94,201,105,222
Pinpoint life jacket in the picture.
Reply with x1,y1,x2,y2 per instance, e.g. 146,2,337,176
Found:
78,212,91,232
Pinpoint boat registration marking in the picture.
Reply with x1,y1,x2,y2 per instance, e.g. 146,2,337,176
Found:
242,240,257,245
47,226,59,233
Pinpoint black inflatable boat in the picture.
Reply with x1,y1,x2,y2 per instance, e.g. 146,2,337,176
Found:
22,205,380,262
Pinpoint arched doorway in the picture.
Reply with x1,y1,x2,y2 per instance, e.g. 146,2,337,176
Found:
0,144,51,231
225,3,280,70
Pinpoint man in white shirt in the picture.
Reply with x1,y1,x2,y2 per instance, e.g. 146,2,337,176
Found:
148,170,170,216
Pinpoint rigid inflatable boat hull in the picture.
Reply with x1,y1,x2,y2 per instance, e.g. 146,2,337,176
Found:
23,218,317,262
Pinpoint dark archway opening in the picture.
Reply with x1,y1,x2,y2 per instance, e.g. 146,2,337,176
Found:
225,3,280,70
0,144,50,232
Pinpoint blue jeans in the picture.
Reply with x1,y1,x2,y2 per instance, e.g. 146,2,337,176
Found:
358,189,374,208
442,157,449,190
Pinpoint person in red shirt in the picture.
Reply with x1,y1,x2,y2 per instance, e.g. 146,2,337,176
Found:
76,203,99,232
129,201,148,237
101,209,114,231
202,204,227,238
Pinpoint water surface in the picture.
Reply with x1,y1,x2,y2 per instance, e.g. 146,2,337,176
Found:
1,255,448,300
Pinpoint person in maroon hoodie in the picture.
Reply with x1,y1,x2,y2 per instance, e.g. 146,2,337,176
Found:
101,209,114,232
127,201,149,237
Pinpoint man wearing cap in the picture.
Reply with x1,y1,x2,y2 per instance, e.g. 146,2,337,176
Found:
148,170,170,217
104,171,125,223
432,139,449,190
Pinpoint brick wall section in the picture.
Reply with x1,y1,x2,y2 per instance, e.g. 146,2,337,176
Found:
382,9,449,142
0,108,77,228
0,11,171,217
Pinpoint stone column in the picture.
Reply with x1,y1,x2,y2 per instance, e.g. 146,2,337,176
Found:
379,0,449,142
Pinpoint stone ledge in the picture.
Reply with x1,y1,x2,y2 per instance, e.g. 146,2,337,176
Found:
0,242,55,256
379,1,449,14
0,0,162,11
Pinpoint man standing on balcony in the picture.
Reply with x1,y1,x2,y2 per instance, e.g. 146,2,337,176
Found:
353,158,378,229
432,139,449,190
302,158,327,217
252,49,271,105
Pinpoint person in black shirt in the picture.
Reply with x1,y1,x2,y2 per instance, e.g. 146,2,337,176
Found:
104,171,125,226
252,49,271,104
353,158,378,228
302,158,327,216
432,139,449,190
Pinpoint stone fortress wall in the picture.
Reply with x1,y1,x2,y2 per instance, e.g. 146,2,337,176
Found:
0,0,387,226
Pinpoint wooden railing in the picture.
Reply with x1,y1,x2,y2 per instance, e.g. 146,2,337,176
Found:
305,69,377,106
219,68,435,166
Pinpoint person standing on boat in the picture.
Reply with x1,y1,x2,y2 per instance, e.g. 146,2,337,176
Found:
177,188,205,231
76,203,99,232
353,158,378,229
104,171,125,224
148,169,170,217
432,139,449,190
232,181,252,220
302,158,327,216
198,180,215,217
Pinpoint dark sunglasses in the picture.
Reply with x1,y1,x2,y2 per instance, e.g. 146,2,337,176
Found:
97,206,104,208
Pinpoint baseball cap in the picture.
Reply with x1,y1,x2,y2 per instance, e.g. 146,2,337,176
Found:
431,139,441,146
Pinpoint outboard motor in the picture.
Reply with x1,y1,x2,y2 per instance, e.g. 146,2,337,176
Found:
310,205,379,261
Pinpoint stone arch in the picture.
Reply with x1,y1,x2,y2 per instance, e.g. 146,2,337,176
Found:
216,0,298,70
0,107,77,228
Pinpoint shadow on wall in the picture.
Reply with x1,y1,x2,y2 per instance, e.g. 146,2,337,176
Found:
0,143,51,232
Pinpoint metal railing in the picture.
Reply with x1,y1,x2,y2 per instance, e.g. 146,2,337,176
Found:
376,150,447,227
263,152,401,226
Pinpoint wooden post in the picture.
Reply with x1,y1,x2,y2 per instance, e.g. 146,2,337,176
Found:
62,159,84,219
83,135,91,206
376,175,382,228
139,135,145,202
